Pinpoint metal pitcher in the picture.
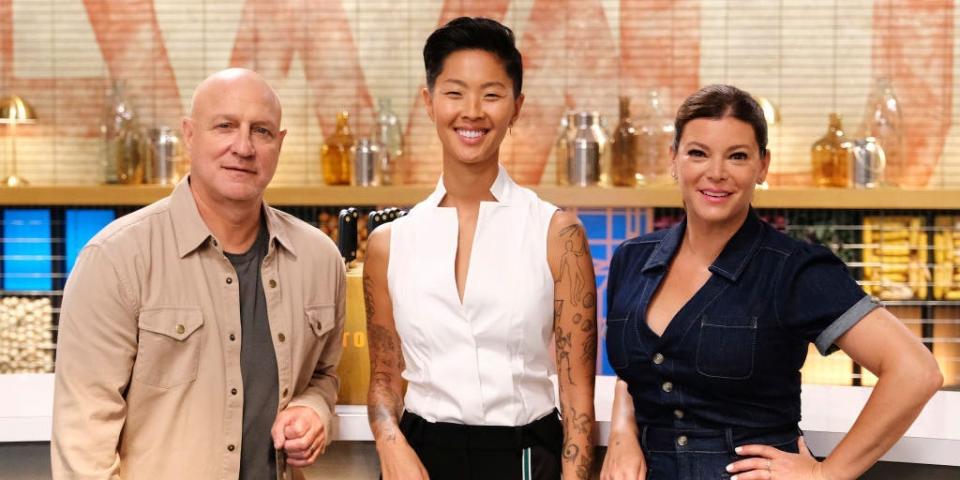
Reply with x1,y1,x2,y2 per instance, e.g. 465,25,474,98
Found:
850,137,886,188
141,127,184,185
568,111,601,186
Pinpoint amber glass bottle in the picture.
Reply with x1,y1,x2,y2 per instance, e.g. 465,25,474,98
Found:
611,96,639,187
811,113,851,187
322,111,354,185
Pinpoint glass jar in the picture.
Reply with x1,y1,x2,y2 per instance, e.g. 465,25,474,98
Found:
638,90,674,185
590,111,612,186
860,78,904,186
100,81,143,185
554,112,575,186
374,98,403,185
811,113,852,188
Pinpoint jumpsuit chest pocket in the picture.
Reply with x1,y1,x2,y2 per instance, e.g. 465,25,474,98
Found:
695,315,757,380
134,308,204,388
604,317,630,370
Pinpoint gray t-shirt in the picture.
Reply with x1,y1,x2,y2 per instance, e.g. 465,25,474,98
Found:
225,224,279,480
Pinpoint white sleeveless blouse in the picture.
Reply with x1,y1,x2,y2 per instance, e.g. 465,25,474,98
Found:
387,165,559,426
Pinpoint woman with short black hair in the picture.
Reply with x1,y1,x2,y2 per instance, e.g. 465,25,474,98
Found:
365,17,597,480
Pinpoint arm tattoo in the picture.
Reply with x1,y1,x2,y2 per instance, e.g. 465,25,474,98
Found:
563,405,593,480
557,224,588,306
363,271,376,319
554,221,596,480
576,455,591,479
369,372,402,442
562,442,580,461
365,270,406,442
573,312,598,364
555,323,574,385
367,323,404,370
566,405,593,436
554,300,563,329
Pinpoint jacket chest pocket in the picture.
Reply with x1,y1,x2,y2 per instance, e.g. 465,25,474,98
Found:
695,315,757,380
134,308,204,388
305,304,335,338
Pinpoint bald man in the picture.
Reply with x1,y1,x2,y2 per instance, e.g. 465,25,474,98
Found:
52,69,346,480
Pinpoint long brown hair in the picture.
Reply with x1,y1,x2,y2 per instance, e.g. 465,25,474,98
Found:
673,84,768,156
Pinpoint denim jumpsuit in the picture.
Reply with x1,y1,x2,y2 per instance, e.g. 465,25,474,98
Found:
606,211,879,479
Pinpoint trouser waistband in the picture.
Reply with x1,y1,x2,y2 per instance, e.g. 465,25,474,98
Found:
400,410,563,451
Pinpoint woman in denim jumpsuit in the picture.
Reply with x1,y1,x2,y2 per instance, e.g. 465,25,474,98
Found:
600,85,942,480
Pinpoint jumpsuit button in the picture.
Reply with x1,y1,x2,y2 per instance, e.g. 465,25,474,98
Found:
662,381,673,393
653,353,665,365
229,333,236,341
231,388,238,395
227,444,236,452
226,277,233,285
269,279,277,289
674,409,685,419
677,435,688,447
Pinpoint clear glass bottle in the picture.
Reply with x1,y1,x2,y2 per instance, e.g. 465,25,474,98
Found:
611,96,639,187
811,113,851,187
860,78,904,186
638,90,675,185
374,98,403,185
322,111,354,186
590,111,612,186
554,112,574,186
100,81,143,184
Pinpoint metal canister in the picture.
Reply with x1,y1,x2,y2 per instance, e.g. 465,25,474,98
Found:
352,138,378,186
141,126,183,185
568,111,600,186
851,137,886,188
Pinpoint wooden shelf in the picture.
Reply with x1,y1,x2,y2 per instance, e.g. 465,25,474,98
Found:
0,184,958,209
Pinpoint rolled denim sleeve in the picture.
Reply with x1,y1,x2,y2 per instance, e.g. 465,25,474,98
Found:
775,243,879,355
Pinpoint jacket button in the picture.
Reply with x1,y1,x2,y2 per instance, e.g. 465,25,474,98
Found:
227,444,235,452
175,324,185,335
269,279,277,289
231,388,238,395
677,435,688,447
674,409,684,419
653,353,665,365
662,381,673,393
226,277,233,285
229,333,236,341
278,333,286,342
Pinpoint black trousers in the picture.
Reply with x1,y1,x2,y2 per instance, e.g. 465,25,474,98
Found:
397,410,563,480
